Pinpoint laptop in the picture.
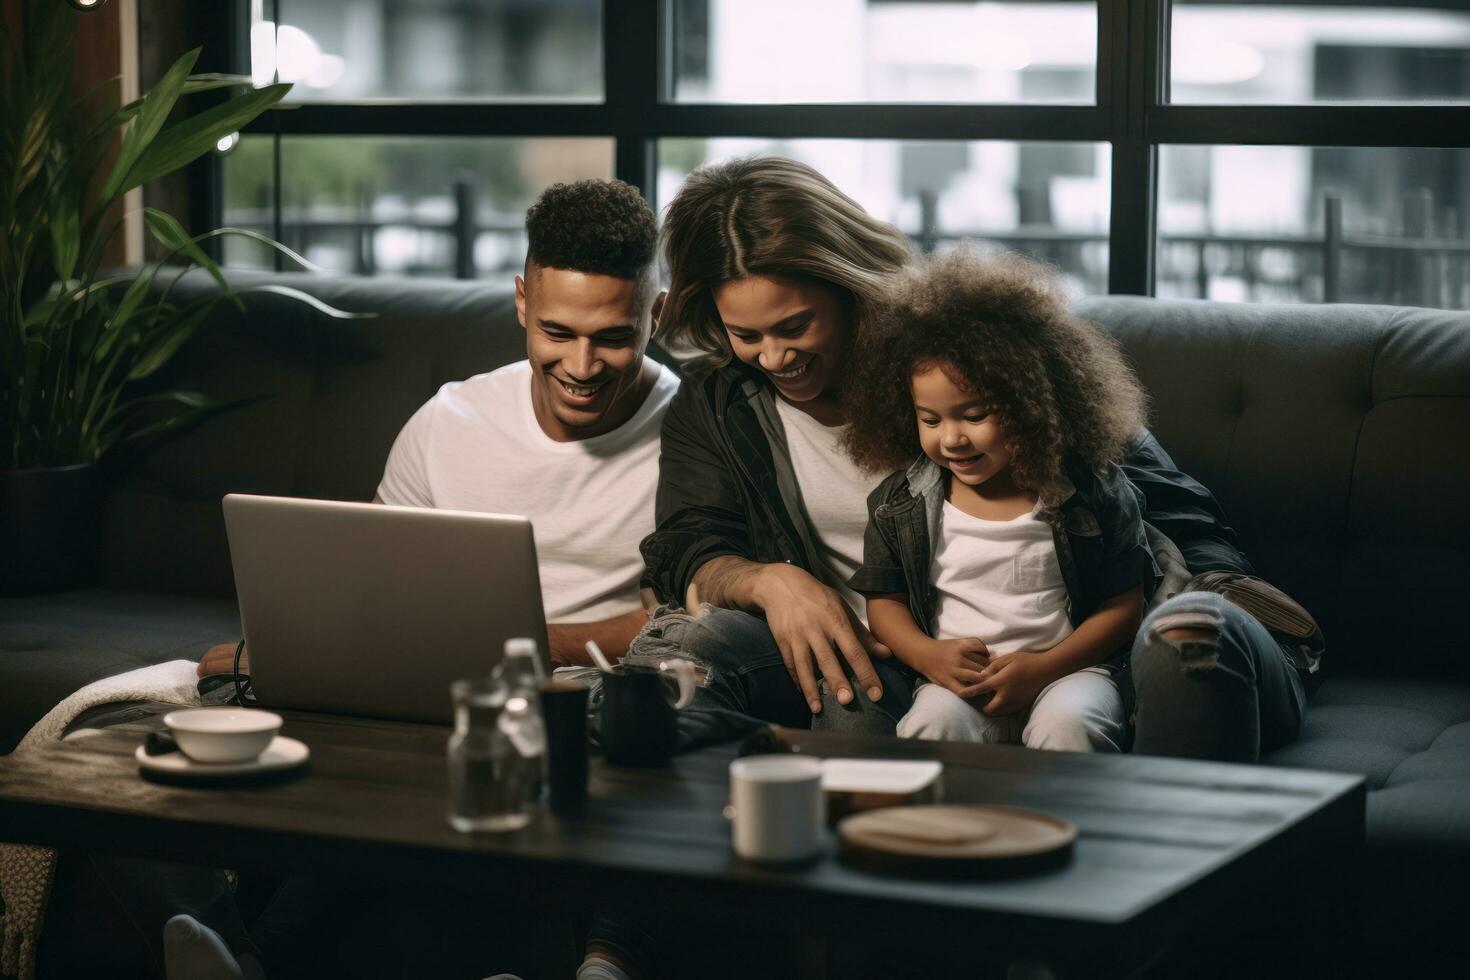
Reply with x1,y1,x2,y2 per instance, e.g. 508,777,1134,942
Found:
222,493,551,724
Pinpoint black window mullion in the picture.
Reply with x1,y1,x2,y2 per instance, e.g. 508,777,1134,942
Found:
1106,0,1165,296
1152,104,1470,149
605,0,661,199
240,105,613,137
242,102,1108,144
644,104,1108,141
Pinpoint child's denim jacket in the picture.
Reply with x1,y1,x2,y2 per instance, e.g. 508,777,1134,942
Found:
848,455,1160,672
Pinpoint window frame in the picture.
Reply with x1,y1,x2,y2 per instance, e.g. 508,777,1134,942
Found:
224,0,1470,296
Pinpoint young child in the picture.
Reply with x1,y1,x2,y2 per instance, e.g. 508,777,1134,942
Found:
842,250,1157,752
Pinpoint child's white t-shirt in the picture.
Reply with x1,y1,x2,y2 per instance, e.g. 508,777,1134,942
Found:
375,359,680,624
931,500,1073,655
774,397,882,624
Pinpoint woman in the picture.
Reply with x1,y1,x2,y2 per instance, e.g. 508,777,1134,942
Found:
642,156,916,731
641,156,1323,757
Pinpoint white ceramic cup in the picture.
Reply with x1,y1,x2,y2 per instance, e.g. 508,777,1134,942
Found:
728,755,825,864
163,708,282,764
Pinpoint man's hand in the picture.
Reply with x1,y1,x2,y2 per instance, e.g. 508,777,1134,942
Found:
973,652,1052,716
750,563,891,714
912,636,990,699
199,642,245,679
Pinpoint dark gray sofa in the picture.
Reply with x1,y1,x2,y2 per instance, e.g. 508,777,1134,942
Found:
2,271,1467,972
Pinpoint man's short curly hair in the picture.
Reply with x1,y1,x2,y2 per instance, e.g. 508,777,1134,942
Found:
524,179,656,281
841,249,1148,503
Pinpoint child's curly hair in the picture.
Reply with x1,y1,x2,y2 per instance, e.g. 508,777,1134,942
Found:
842,249,1148,503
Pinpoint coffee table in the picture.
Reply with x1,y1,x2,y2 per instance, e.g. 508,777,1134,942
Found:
0,709,1364,977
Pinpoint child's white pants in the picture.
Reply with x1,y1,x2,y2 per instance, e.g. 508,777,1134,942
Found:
895,666,1125,752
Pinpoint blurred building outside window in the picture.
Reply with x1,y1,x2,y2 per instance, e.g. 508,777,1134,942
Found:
250,0,603,101
1170,3,1470,104
1158,146,1470,309
671,0,1097,103
659,138,1111,297
221,137,615,277
219,0,1470,309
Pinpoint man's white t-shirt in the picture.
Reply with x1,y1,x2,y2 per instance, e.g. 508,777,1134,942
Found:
774,397,883,623
931,500,1073,655
376,360,679,624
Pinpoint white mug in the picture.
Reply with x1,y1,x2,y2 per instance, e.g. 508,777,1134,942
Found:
728,755,825,864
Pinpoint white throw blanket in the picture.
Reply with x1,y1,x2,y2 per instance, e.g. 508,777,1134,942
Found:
1,660,204,980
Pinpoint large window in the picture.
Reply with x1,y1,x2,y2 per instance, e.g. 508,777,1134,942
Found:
1158,145,1470,307
222,136,614,277
220,0,1469,310
660,138,1110,296
258,0,603,101
671,1,1097,104
1169,3,1470,104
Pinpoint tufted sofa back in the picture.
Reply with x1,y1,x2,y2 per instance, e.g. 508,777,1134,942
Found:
98,271,530,599
1076,297,1470,677
100,273,1469,678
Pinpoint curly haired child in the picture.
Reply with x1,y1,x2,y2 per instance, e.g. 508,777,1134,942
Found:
842,249,1157,751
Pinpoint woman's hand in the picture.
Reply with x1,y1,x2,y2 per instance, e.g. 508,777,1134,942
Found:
912,637,991,699
751,563,891,714
973,652,1052,716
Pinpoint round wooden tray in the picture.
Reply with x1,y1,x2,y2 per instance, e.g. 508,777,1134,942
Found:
838,804,1076,877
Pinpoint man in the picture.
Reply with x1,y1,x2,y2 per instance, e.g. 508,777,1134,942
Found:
144,179,677,980
371,177,676,665
200,177,674,680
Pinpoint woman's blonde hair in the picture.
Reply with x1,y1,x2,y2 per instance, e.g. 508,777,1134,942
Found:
658,156,912,366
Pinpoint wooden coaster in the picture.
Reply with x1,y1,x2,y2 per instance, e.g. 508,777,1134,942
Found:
838,804,1076,877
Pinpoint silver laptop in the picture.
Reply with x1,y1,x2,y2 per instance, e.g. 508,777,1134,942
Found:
222,493,550,724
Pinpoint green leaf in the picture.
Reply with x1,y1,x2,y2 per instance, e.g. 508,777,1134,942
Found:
126,299,214,380
71,274,136,300
181,74,258,95
99,47,200,203
22,296,61,330
102,391,263,454
90,311,133,365
237,284,375,319
94,268,158,361
48,184,80,282
144,207,228,293
101,73,258,133
207,226,326,273
119,83,291,195
14,81,66,193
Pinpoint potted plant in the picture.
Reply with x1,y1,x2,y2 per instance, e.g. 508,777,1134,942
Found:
1,2,358,594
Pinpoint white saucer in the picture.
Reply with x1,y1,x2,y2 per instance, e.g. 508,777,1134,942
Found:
136,735,309,780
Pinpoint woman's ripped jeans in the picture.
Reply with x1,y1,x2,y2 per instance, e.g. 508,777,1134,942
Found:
1131,590,1308,762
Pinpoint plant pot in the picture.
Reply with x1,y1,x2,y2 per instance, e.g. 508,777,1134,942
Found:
0,462,102,596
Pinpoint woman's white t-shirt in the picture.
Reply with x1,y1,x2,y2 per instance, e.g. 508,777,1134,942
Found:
376,360,680,623
774,397,883,624
931,500,1073,655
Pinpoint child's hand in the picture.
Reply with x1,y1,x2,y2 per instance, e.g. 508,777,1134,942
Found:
915,637,991,698
974,652,1051,716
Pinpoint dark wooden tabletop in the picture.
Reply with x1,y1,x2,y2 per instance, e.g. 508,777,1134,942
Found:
0,709,1364,965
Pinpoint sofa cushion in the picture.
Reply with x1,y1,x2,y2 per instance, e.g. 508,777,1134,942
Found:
1075,298,1470,676
1265,673,1470,853
0,589,239,753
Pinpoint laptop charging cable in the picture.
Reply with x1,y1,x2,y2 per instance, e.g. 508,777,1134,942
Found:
232,637,256,706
